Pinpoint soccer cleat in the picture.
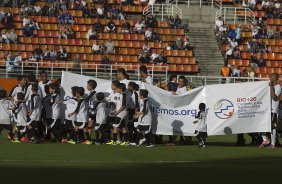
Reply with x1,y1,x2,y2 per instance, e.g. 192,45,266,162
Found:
259,141,270,148
12,139,21,143
120,141,129,146
146,144,155,148
82,140,93,145
94,141,101,145
129,142,137,146
139,138,146,145
116,140,122,145
267,144,275,149
106,140,117,145
20,137,29,143
61,138,68,144
67,140,76,144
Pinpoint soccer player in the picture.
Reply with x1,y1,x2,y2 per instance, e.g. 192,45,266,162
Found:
0,89,14,140
259,73,281,148
11,92,28,143
92,92,109,144
85,80,97,140
38,71,51,98
193,103,208,148
63,86,78,143
127,82,139,143
46,83,62,142
24,73,43,101
9,75,28,101
133,89,154,147
26,84,42,143
68,87,92,145
106,83,129,145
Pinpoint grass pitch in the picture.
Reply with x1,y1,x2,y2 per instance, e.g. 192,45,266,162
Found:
0,134,282,184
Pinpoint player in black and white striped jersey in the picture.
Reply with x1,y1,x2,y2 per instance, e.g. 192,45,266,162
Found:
85,80,97,140
9,75,28,101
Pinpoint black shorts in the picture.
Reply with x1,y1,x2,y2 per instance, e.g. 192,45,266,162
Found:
74,121,87,129
137,125,151,132
17,126,25,132
29,121,39,128
0,124,13,132
89,114,96,121
65,120,74,129
197,132,207,138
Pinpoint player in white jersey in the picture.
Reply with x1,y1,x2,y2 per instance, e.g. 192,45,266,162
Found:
193,103,208,148
11,92,28,143
46,83,62,142
133,89,154,147
67,87,91,145
85,80,97,139
26,84,42,143
106,83,129,145
62,86,78,143
259,73,282,148
9,75,28,101
24,73,43,102
38,71,51,98
0,89,15,140
139,65,153,86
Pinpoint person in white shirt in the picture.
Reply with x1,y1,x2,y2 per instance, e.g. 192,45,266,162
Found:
139,65,153,86
193,103,207,148
135,20,145,33
22,16,30,26
9,75,28,101
24,74,43,102
92,41,100,54
142,42,150,55
145,28,153,41
133,89,154,147
67,87,91,145
0,89,15,140
38,71,51,98
229,39,238,49
215,17,224,31
173,75,187,95
85,80,97,140
259,73,282,148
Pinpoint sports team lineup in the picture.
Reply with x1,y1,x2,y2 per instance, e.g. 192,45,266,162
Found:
0,65,281,149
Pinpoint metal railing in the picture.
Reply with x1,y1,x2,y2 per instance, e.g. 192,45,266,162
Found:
215,7,255,25
0,62,169,82
143,4,183,20
167,0,222,8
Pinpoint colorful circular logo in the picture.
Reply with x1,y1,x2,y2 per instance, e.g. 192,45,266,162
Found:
214,99,234,119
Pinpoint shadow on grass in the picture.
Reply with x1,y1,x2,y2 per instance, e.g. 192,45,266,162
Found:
0,157,282,184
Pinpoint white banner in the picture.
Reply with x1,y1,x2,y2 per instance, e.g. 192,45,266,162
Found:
61,72,271,136
206,81,271,135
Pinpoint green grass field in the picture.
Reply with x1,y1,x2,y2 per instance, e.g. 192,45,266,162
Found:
0,134,282,183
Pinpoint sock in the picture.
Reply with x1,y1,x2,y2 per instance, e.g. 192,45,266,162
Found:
113,133,118,142
74,131,78,142
123,132,129,142
271,129,276,146
85,132,91,141
8,132,14,140
95,131,100,141
262,135,268,142
17,131,22,141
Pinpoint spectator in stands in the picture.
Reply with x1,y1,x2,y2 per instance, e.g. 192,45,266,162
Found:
247,67,256,77
250,54,258,68
262,0,270,10
266,45,272,53
140,0,149,5
225,47,233,62
1,30,9,44
233,47,241,59
58,46,68,60
267,26,274,38
257,54,266,67
59,26,68,39
64,10,75,25
105,39,115,54
145,15,158,28
250,39,259,52
139,52,151,64
247,0,256,10
13,52,22,67
145,28,153,41
235,25,241,43
106,20,116,33
3,9,14,28
100,45,106,55
34,45,42,59
92,41,100,54
41,3,50,16
22,15,30,27
122,21,131,33
274,27,280,39
168,74,178,92
134,20,145,34
22,23,34,37
176,37,184,49
28,53,37,66
257,18,264,29
50,46,57,60
258,41,267,53
167,38,177,50
57,11,65,24
86,26,98,40
97,6,105,18
215,17,224,32
142,41,151,55
159,51,168,64
7,29,18,44
0,11,5,22
29,18,40,30
73,54,81,69
221,64,232,83
232,66,241,77
66,25,75,39
183,39,192,50
101,55,110,65
93,22,103,33
43,48,50,59
33,2,42,15
169,15,182,29
6,53,16,73
229,38,238,49
151,52,160,64
118,6,126,20
151,30,161,42
89,4,98,18
110,6,119,19
251,25,259,39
